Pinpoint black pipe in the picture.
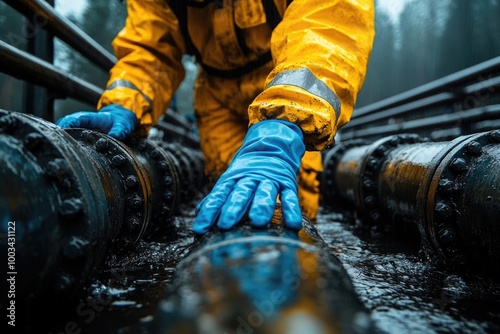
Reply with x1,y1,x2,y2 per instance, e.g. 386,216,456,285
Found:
0,109,204,307
322,130,500,271
154,215,374,334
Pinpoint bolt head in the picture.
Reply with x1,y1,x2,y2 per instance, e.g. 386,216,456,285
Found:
488,130,500,143
366,157,378,170
435,201,453,218
161,205,171,215
125,175,138,188
438,228,456,245
111,155,126,167
127,217,141,230
0,115,18,133
438,179,456,193
44,159,67,181
62,236,89,259
53,274,74,294
465,141,482,156
24,132,44,150
364,196,376,207
363,178,375,190
159,161,169,171
95,138,109,152
370,211,381,222
164,176,173,186
450,158,467,172
127,194,143,209
81,130,93,142
58,198,83,219
151,150,161,160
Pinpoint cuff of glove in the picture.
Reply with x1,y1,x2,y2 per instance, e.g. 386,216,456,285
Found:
100,104,138,125
100,104,138,140
243,119,305,170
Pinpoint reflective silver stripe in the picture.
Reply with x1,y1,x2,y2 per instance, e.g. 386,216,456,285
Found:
266,68,341,118
106,79,153,108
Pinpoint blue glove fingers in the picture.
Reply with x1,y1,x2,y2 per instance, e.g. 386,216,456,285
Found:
217,179,258,230
106,108,137,141
280,188,303,230
56,112,112,133
195,196,208,214
248,180,278,228
193,180,236,234
56,114,80,128
107,123,130,141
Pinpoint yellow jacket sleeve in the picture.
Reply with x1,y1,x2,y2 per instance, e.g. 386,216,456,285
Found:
248,0,375,151
97,0,186,136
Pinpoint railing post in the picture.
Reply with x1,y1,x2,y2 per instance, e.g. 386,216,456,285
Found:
23,0,55,121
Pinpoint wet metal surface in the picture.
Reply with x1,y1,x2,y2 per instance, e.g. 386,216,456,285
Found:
316,211,500,334
155,216,372,334
3,110,500,333
29,207,500,334
321,132,500,271
0,110,205,310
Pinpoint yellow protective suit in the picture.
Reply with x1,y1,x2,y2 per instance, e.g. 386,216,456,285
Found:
98,0,375,221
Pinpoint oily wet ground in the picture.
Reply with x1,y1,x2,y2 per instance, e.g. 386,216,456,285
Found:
35,206,500,334
315,210,500,334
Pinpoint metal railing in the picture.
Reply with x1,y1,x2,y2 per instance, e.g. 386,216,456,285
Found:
0,39,103,104
3,0,116,71
1,0,113,121
340,56,500,141
0,0,199,145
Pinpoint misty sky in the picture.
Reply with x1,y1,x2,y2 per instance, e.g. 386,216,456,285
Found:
55,0,87,17
53,0,410,21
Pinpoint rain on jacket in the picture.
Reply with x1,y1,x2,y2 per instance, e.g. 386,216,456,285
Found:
98,0,375,151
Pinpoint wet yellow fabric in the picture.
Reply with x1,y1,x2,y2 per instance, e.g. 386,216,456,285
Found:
194,67,323,219
97,0,375,220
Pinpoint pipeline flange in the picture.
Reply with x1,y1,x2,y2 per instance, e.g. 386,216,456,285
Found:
424,129,500,267
157,142,206,203
67,129,150,249
126,137,180,232
0,110,110,302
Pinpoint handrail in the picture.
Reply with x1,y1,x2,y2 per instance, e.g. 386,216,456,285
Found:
341,104,500,141
0,40,102,105
352,56,500,118
3,0,116,72
339,56,500,141
345,93,455,129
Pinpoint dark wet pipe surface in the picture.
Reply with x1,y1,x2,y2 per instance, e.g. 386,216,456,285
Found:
154,217,372,334
1,110,500,333
322,132,500,271
25,210,500,334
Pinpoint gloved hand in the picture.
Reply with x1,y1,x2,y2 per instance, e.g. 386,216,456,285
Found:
56,104,138,141
193,119,306,234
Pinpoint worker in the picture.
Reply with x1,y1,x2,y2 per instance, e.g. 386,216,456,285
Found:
56,0,375,234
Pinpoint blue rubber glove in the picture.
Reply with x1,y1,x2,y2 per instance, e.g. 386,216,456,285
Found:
193,119,306,234
56,104,138,141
